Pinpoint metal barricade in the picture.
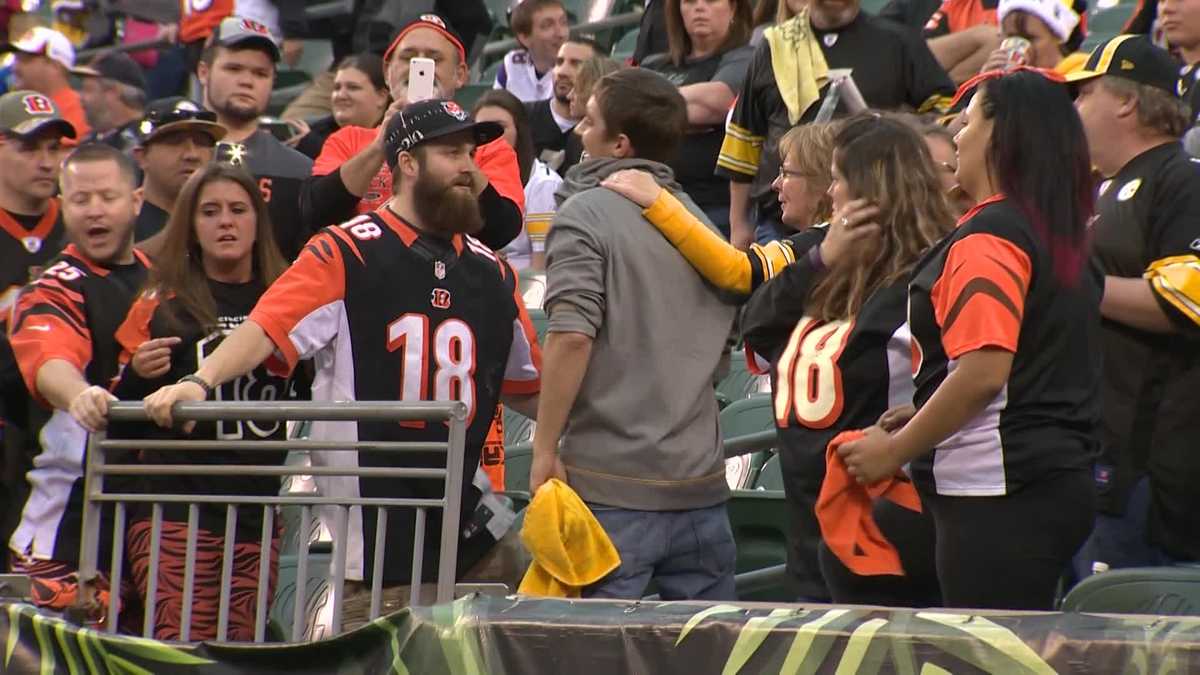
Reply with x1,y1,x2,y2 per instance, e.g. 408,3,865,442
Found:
76,400,469,642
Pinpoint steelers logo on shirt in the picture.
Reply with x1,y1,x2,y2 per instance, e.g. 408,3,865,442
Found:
1117,178,1142,202
823,33,838,47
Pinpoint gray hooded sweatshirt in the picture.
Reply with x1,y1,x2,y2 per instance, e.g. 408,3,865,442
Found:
544,157,737,511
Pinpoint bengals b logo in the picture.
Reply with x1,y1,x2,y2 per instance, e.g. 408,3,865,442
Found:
431,288,451,310
22,94,53,115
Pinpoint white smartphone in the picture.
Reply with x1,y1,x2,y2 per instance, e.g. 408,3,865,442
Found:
407,57,436,103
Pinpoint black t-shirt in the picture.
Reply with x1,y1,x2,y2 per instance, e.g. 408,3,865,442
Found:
134,201,171,242
643,45,753,210
719,12,954,221
526,99,583,174
1091,142,1200,559
111,278,290,540
294,115,340,160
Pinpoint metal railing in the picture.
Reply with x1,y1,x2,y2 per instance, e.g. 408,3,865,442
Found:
76,400,468,642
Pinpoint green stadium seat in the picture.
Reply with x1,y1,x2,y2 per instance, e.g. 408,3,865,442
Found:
503,407,535,448
1061,567,1200,615
716,350,768,404
755,453,785,491
502,442,534,497
458,83,494,111
1080,4,1137,52
611,27,640,61
726,489,789,574
527,308,550,342
721,394,775,489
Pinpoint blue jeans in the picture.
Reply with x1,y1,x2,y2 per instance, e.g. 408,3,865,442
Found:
583,503,737,601
1073,475,1179,581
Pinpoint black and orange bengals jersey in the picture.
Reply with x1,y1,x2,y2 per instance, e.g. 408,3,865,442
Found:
1092,142,1200,560
7,244,151,565
741,225,916,598
111,279,290,540
0,203,63,320
249,209,541,584
907,196,1101,496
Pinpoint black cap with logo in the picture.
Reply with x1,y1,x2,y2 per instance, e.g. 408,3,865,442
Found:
383,99,503,169
1066,34,1180,96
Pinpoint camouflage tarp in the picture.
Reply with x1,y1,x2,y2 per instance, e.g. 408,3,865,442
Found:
2,595,1199,673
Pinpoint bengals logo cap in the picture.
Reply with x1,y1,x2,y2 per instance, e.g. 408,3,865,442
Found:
210,15,281,62
0,90,76,140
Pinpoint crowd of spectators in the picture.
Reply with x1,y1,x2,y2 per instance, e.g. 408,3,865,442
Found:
0,0,1198,642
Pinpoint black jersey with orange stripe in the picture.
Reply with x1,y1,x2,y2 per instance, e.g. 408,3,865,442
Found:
0,202,64,320
248,208,541,584
741,225,916,595
907,197,1101,497
7,244,150,565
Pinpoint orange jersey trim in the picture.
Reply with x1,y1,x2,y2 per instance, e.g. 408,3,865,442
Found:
0,200,58,246
249,230,348,373
931,232,1032,358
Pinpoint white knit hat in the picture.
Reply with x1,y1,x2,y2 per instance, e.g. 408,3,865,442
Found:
998,0,1081,43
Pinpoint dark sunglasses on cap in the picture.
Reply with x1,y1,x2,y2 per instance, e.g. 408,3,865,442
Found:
145,107,218,127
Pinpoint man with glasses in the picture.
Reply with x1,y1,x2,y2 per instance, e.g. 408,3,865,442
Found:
131,99,227,244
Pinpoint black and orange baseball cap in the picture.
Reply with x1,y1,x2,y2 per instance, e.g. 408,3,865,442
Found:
1065,34,1179,95
383,14,467,65
383,98,502,168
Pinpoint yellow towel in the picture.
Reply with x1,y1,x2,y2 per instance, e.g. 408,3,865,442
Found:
518,479,620,597
764,9,831,125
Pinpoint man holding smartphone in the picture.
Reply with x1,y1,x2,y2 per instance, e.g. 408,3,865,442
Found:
196,16,314,259
302,14,524,250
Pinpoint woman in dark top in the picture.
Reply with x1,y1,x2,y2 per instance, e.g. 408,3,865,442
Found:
641,0,755,238
838,69,1101,610
292,54,389,160
113,163,291,640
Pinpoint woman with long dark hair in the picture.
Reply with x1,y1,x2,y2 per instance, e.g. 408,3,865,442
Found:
838,69,1101,610
608,114,954,603
113,162,291,640
292,54,390,159
473,89,562,272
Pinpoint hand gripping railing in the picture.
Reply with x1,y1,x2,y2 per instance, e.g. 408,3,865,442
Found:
76,400,468,642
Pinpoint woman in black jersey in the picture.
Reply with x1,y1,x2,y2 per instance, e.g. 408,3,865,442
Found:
113,163,291,640
839,69,1102,610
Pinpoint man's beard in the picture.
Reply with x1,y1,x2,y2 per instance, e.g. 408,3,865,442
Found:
412,172,483,235
215,93,264,124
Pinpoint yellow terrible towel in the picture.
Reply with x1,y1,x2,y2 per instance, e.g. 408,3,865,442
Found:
764,9,831,125
518,479,620,597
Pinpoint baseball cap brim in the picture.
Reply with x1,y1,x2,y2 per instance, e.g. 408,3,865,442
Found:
422,120,503,149
1062,68,1103,84
143,119,226,145
4,117,76,139
388,120,504,167
68,64,102,78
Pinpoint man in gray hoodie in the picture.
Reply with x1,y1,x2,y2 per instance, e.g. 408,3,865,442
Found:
529,68,738,600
